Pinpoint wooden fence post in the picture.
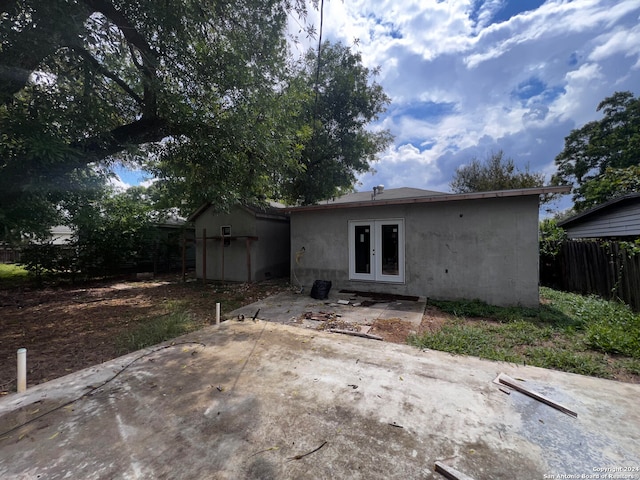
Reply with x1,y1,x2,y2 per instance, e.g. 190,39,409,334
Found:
202,228,207,285
181,234,186,282
246,238,252,283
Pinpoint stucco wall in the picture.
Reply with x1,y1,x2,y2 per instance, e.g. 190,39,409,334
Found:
290,195,540,307
194,205,290,282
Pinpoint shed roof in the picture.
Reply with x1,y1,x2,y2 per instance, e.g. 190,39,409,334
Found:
285,186,570,213
557,192,640,229
188,201,289,223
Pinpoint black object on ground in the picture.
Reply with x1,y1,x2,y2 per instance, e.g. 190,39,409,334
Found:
310,280,332,300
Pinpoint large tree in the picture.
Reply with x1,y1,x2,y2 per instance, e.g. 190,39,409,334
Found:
72,186,160,276
0,0,308,240
450,150,544,193
552,91,640,211
281,41,393,204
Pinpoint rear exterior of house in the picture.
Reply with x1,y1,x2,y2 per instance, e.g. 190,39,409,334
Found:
190,204,290,282
289,187,567,307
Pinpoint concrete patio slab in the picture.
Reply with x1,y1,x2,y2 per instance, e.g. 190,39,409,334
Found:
1,320,639,479
226,289,426,328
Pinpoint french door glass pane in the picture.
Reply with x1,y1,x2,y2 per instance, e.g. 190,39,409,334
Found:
381,224,399,276
354,225,371,274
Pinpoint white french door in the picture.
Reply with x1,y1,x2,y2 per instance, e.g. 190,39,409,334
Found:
348,219,405,283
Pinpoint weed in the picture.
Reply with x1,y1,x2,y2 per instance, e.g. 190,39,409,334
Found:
495,321,554,347
523,347,610,378
116,310,196,354
617,358,640,375
410,288,640,381
542,287,640,358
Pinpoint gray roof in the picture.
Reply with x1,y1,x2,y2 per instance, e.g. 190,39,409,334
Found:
558,192,640,229
319,187,448,205
287,186,571,212
188,201,289,222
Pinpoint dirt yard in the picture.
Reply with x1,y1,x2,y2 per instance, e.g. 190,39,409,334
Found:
0,276,291,394
0,275,453,395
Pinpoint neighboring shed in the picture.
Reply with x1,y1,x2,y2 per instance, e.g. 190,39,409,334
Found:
287,186,569,308
557,193,640,239
49,225,74,245
188,203,290,283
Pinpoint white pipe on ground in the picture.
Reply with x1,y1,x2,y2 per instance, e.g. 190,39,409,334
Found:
216,303,220,325
17,348,26,393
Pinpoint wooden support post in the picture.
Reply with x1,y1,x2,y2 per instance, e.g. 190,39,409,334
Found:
221,236,225,282
202,228,207,285
246,238,252,283
181,234,186,282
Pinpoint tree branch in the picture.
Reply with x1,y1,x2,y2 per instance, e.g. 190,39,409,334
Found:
82,0,159,118
82,0,157,73
73,117,171,161
66,45,144,106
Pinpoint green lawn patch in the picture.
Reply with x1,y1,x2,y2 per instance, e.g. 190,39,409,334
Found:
0,263,29,288
409,287,640,381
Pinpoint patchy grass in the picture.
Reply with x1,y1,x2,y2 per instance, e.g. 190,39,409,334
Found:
542,288,640,358
409,287,640,381
116,282,288,355
0,263,29,288
115,308,199,355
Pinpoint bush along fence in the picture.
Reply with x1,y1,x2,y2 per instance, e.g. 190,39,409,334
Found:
541,240,640,312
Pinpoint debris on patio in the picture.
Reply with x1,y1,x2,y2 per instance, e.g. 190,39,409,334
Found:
494,373,578,418
298,307,377,337
328,329,383,341
434,461,477,480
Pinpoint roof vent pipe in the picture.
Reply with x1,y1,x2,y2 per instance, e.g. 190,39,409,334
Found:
372,185,385,199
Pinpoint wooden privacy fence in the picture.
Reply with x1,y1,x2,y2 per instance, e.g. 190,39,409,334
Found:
541,240,640,311
0,246,21,264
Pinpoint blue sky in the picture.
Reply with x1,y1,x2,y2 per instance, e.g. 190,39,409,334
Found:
118,0,640,214
297,0,640,213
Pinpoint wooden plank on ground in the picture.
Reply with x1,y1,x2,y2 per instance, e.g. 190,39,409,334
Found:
328,329,383,341
434,461,476,480
497,373,577,418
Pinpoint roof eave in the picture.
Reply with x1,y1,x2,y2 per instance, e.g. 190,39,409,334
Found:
187,202,212,223
558,192,640,228
285,186,571,213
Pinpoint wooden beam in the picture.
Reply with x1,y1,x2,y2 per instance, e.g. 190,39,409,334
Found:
181,234,186,282
202,228,207,285
328,329,383,341
246,237,253,283
434,461,476,480
497,373,577,418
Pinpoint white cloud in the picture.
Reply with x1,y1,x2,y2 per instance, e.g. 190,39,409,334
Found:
303,0,640,211
112,0,639,215
108,175,130,192
589,25,640,63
